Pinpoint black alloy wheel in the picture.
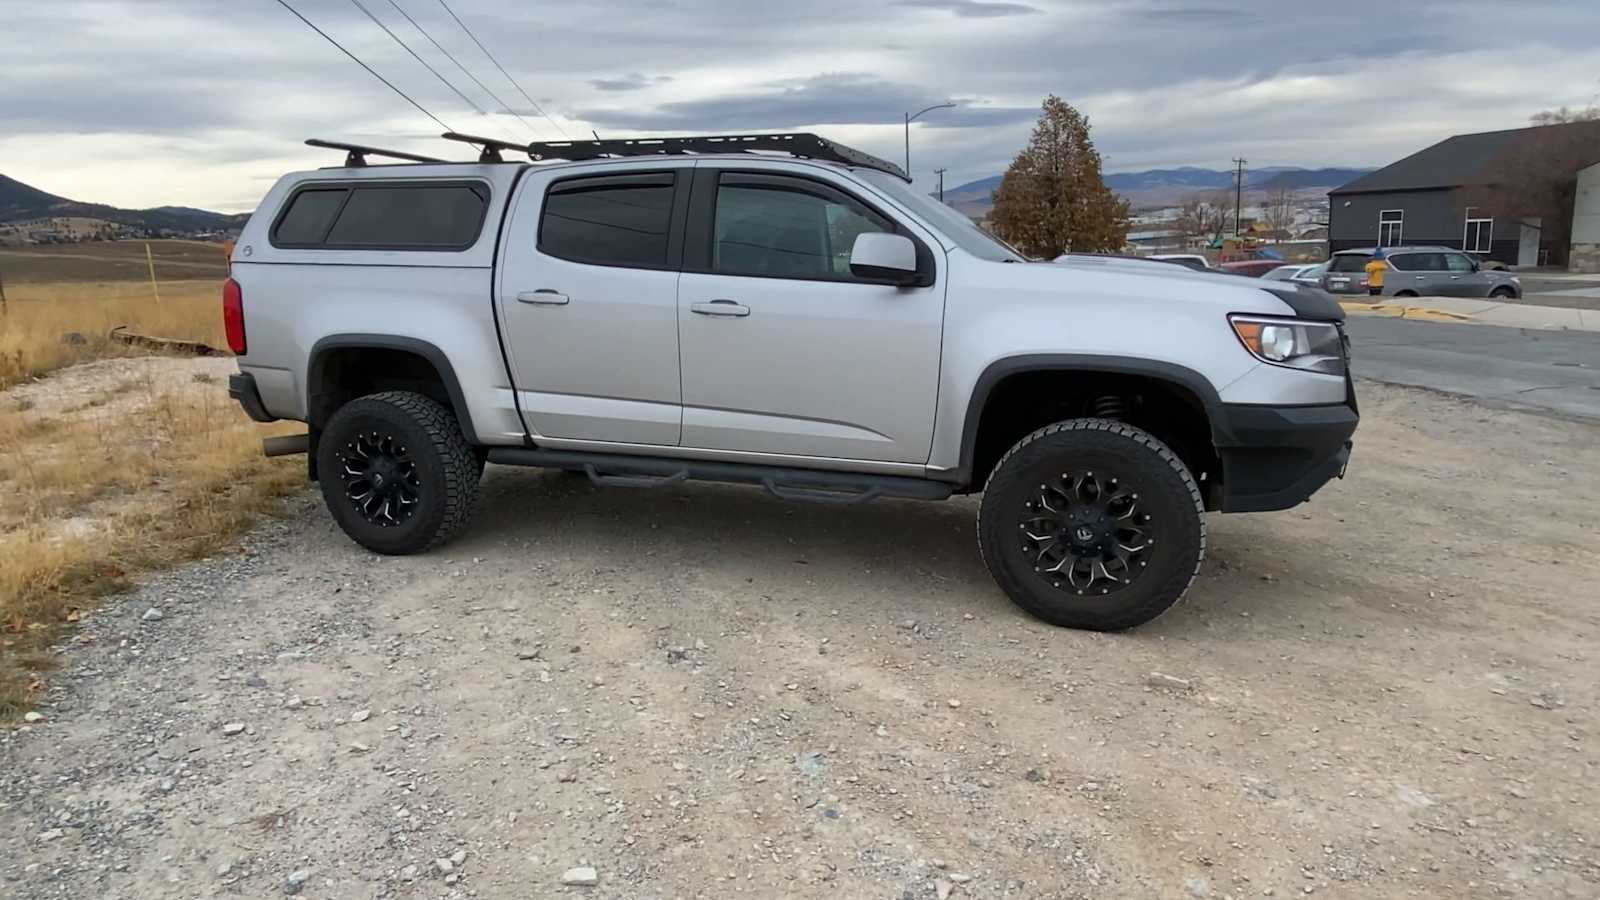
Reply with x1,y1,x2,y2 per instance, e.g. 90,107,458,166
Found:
336,430,422,528
978,419,1206,631
316,391,481,555
1018,469,1155,596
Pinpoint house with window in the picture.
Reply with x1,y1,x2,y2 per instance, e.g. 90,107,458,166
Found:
1329,120,1600,267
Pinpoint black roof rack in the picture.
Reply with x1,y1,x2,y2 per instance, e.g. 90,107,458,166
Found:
305,139,445,167
440,131,910,181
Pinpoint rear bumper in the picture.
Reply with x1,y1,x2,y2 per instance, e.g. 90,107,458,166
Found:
228,372,277,423
1214,402,1357,512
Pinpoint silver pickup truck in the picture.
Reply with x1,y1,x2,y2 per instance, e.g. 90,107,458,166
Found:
226,132,1357,631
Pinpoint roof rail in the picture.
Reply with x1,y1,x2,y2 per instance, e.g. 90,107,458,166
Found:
305,139,446,167
440,131,910,181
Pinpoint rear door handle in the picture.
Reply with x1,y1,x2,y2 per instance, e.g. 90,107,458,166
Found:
517,290,569,305
690,299,750,317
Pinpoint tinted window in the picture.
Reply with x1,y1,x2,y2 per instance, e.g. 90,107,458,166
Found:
323,184,486,248
713,176,891,280
1387,253,1420,271
272,188,348,245
539,174,674,268
1328,254,1369,273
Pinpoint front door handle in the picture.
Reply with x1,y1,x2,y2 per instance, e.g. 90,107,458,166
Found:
690,299,750,317
517,289,569,305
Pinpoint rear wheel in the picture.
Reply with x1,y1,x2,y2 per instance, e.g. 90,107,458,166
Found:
1393,290,1418,298
317,391,481,555
978,419,1205,631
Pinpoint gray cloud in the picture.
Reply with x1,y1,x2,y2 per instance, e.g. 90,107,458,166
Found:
1,0,1597,210
577,73,1036,132
900,0,1041,16
589,72,673,92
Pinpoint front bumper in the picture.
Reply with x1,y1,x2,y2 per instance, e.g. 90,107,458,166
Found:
228,372,277,423
1213,402,1357,512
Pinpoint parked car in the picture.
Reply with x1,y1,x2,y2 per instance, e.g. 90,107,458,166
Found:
1219,259,1290,278
1149,253,1212,271
1322,247,1521,298
226,131,1357,632
1290,261,1329,286
1261,264,1312,282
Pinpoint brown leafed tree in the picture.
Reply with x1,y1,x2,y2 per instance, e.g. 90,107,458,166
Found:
1456,112,1600,265
989,95,1129,257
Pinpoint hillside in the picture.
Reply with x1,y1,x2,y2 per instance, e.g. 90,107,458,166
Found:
941,165,1371,218
0,173,247,235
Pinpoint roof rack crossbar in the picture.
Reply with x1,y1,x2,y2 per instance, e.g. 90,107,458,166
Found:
305,139,445,167
440,131,910,181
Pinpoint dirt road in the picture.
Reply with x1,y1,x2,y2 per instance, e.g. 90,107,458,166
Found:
3,383,1597,899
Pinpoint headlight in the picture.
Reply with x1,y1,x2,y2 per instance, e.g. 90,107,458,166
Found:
1229,315,1345,375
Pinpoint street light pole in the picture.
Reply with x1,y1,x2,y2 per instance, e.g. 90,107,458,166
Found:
904,101,956,178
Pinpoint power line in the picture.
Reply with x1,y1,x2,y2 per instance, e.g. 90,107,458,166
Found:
274,0,451,132
384,0,539,139
348,0,485,115
434,0,569,139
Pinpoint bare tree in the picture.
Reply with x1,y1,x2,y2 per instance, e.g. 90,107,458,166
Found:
1456,115,1600,266
1174,192,1229,246
1261,185,1296,242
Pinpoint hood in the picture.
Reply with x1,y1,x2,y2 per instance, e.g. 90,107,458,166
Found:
1021,255,1344,321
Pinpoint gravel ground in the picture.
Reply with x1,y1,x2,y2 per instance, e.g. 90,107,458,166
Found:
3,382,1597,899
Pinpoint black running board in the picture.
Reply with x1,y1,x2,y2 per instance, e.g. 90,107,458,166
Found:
485,448,950,505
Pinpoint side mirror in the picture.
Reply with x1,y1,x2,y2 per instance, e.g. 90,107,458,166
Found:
850,233,919,285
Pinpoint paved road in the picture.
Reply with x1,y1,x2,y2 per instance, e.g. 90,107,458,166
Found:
1345,315,1600,419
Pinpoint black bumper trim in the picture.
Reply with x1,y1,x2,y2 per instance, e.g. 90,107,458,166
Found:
228,373,277,423
1215,402,1357,513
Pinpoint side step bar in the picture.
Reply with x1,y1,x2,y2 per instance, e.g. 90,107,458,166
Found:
485,448,951,505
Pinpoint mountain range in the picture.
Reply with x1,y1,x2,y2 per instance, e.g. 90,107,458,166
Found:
0,173,247,235
940,166,1373,218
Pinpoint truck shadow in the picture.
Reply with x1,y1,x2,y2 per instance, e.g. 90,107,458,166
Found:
451,467,1310,634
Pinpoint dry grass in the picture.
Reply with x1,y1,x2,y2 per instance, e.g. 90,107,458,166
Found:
0,280,227,389
0,279,303,718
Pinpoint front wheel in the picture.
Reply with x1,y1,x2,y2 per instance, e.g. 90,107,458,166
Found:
1489,286,1516,299
317,391,481,555
978,419,1206,631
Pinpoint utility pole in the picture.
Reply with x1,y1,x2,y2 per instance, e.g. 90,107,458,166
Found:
934,167,947,203
1232,158,1247,237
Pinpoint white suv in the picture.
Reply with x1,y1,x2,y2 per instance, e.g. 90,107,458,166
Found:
225,132,1357,630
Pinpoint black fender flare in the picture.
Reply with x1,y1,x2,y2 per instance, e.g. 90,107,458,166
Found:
950,354,1228,487
306,334,477,440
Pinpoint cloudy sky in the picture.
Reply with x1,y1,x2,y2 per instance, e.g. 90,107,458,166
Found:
3,0,1598,212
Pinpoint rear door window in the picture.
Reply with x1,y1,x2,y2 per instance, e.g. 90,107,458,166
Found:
538,173,677,269
271,181,488,250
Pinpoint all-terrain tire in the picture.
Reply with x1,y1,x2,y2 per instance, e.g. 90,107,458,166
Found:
317,391,481,555
978,419,1206,631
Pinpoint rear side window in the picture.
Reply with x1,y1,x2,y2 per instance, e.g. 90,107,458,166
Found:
1387,253,1419,271
272,188,347,245
270,181,488,250
539,173,676,268
1328,254,1369,273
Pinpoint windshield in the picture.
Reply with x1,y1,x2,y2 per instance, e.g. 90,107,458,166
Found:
856,169,1023,262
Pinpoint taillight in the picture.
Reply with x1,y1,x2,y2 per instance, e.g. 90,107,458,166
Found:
222,277,246,355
